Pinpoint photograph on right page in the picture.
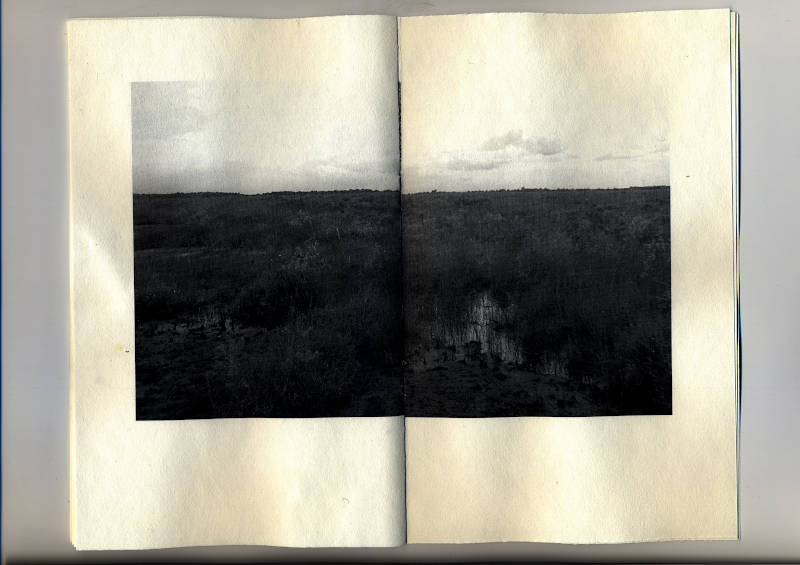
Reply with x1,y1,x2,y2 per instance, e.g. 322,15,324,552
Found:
401,16,671,417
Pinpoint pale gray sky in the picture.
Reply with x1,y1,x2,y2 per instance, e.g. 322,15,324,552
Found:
399,13,671,192
133,14,672,195
132,17,399,194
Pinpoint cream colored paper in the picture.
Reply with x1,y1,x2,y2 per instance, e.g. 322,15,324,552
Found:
70,11,738,548
68,17,405,549
400,10,738,543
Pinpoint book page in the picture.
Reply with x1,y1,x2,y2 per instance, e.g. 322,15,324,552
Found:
69,16,405,549
400,10,737,542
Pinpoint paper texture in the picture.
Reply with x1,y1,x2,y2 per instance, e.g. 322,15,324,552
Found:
69,10,738,548
68,16,405,549
400,10,738,543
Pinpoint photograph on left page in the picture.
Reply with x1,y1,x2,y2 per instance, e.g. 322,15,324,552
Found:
132,81,403,419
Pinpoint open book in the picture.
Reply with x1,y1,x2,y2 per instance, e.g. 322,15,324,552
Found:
68,10,740,548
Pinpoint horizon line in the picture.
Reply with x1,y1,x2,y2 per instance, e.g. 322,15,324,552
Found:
133,185,669,196
132,187,399,195
405,185,670,193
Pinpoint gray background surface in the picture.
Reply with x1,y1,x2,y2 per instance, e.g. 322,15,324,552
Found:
3,0,797,561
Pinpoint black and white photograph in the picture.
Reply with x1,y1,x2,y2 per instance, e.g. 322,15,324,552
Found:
401,19,672,417
133,21,672,421
402,182,671,417
133,80,403,419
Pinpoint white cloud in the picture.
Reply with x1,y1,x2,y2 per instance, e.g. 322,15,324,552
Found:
481,130,565,156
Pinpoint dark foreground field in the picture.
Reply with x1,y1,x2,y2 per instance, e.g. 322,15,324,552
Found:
134,190,403,419
403,187,671,417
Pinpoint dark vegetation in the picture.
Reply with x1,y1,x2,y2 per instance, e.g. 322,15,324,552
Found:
136,187,670,419
134,190,403,419
403,187,671,417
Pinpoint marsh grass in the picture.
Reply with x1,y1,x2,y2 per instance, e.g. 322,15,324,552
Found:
134,190,403,419
403,187,671,417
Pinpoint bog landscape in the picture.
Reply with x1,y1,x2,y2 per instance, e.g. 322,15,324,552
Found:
134,186,671,419
134,190,404,419
403,186,672,417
